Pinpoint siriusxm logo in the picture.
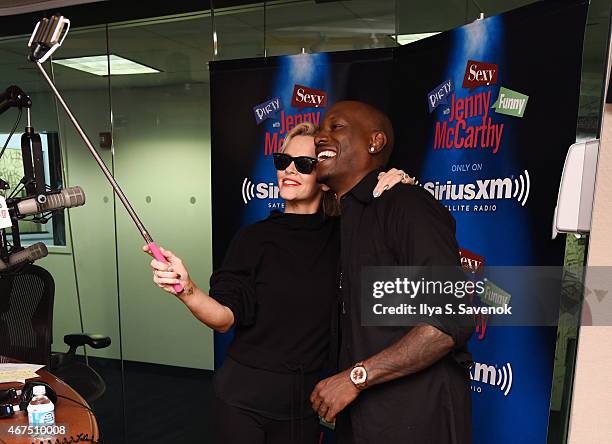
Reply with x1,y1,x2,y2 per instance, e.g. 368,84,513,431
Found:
417,170,531,206
470,361,513,397
241,178,280,204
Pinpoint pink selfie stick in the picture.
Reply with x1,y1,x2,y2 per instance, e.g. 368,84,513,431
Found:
30,28,183,293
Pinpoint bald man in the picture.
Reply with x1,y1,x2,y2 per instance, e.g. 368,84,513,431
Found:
310,101,473,443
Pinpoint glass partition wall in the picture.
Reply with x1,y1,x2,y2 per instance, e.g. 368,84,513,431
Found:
0,1,606,442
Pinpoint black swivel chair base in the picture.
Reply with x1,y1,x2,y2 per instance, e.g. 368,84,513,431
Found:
50,333,111,405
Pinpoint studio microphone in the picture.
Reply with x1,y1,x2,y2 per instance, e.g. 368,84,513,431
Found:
0,242,48,271
16,186,85,216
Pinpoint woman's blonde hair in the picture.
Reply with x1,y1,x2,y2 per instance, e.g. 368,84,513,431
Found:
279,122,340,216
280,122,317,153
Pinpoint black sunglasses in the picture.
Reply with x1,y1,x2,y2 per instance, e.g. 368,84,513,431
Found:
273,153,318,174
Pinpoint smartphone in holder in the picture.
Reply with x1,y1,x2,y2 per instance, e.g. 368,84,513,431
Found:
28,15,70,63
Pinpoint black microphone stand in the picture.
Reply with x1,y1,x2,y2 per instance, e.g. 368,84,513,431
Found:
0,86,32,263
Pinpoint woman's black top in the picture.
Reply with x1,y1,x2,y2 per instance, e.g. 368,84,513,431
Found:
209,210,340,419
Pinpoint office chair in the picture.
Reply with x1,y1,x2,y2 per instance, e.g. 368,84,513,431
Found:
51,333,111,404
0,263,111,404
0,264,54,366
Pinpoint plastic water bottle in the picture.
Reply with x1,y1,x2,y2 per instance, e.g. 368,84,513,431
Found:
27,385,55,437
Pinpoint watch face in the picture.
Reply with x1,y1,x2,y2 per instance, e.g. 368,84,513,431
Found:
350,366,367,385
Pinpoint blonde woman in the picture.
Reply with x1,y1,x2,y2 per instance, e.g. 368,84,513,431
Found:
144,122,413,444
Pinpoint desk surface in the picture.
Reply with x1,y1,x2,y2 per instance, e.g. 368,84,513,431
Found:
0,357,99,444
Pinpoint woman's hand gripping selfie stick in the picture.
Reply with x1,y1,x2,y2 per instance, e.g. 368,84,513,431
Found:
27,14,183,293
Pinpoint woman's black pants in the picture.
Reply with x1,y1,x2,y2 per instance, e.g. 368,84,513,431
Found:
211,395,321,444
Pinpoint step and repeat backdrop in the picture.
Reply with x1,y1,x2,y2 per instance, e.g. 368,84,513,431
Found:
210,1,588,442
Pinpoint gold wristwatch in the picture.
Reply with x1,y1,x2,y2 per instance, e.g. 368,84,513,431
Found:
349,362,368,390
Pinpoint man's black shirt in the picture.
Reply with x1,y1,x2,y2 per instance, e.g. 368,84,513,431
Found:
337,170,473,444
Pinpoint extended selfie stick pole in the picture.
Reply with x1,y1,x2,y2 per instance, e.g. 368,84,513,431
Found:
28,14,183,293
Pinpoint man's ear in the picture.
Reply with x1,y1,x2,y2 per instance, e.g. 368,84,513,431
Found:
368,131,387,154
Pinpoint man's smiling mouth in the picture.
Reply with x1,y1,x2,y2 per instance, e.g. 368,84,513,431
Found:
317,150,337,161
